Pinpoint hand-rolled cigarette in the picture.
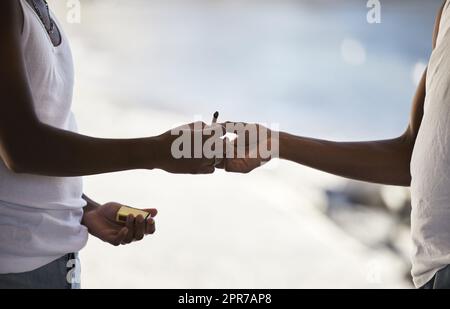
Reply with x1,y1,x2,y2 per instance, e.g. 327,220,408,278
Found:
210,111,223,167
211,111,219,124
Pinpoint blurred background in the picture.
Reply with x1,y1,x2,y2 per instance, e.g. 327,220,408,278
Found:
49,0,443,288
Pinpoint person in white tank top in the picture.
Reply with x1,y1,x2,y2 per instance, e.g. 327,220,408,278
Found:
0,0,226,288
218,1,450,289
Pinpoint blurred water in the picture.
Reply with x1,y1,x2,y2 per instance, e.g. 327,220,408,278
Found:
60,0,441,140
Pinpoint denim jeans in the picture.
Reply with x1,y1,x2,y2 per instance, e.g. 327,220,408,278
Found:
0,253,80,289
420,265,450,289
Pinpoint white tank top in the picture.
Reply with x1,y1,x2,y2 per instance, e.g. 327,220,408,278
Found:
0,0,88,273
410,0,450,288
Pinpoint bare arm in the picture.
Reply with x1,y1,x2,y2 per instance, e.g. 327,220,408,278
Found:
278,69,425,186
279,130,415,186
223,2,445,187
278,3,445,187
0,1,216,177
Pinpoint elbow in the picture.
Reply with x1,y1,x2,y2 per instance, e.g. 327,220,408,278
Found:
0,138,36,174
1,150,30,174
5,161,26,174
0,122,46,174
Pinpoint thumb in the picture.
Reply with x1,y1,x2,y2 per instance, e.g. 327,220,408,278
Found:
142,208,158,217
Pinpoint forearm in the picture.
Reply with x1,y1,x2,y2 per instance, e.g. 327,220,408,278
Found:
82,194,100,212
5,122,166,176
279,132,413,186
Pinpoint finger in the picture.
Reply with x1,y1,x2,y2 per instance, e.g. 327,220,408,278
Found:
203,129,226,168
206,165,215,174
223,137,234,157
199,165,215,174
105,202,122,219
143,208,158,217
214,157,224,168
145,217,156,235
216,137,229,169
226,161,250,174
204,157,216,168
215,159,225,169
216,137,232,170
238,124,259,147
112,227,128,246
218,124,227,136
203,123,226,136
212,123,227,136
122,214,135,244
219,158,237,171
222,123,257,144
224,159,234,172
134,215,145,241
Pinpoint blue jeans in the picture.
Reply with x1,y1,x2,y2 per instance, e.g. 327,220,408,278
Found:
420,265,450,289
0,253,80,289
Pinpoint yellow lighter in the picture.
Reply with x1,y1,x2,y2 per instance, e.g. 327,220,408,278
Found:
116,206,151,223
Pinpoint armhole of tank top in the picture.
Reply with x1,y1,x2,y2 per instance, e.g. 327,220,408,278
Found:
17,0,27,39
434,1,450,49
443,0,450,24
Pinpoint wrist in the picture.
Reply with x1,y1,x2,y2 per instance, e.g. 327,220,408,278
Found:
149,134,171,170
81,198,99,226
128,136,168,170
81,206,97,227
278,131,291,160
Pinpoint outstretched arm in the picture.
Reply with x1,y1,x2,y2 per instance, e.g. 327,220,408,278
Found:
222,70,424,186
278,1,446,186
224,71,422,185
222,2,445,186
278,69,425,186
0,1,217,177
